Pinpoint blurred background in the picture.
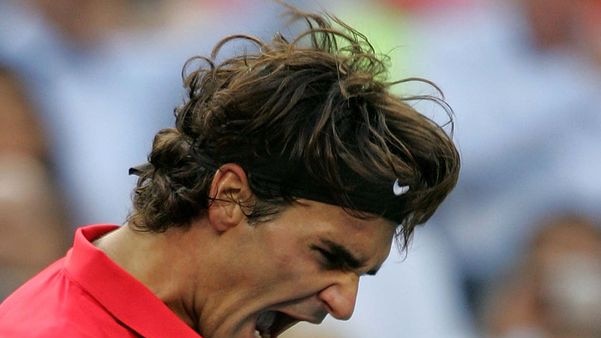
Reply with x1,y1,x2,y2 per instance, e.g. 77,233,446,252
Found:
1,0,600,337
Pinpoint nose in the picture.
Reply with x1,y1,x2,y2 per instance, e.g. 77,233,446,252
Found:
318,273,359,320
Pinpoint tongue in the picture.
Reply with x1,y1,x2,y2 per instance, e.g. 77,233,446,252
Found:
256,311,276,333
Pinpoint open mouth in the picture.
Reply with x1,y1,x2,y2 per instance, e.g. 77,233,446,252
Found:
254,311,299,338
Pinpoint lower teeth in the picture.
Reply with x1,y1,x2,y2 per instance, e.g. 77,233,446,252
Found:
254,330,270,338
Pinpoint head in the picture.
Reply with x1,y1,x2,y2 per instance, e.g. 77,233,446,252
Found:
128,8,459,245
484,214,601,338
516,0,601,54
0,66,46,158
530,214,601,337
127,6,459,338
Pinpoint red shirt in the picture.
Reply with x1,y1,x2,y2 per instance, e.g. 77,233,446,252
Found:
0,225,202,338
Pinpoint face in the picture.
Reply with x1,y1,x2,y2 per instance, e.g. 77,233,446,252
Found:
197,199,396,338
532,219,601,334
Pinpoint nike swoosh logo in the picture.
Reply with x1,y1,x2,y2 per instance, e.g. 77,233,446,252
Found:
392,179,409,196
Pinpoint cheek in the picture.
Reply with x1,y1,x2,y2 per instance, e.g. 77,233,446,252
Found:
267,248,303,278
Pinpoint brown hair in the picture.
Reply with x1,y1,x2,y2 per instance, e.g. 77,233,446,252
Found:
128,7,460,248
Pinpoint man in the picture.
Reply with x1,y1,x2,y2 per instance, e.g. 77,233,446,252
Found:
0,66,70,300
0,7,460,338
486,214,601,338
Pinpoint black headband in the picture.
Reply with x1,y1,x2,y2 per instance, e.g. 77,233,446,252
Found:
130,153,410,224
243,161,410,224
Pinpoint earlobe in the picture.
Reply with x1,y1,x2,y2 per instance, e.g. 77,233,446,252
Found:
207,163,251,232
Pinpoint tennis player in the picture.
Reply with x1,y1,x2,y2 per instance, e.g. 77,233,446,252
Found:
0,7,460,338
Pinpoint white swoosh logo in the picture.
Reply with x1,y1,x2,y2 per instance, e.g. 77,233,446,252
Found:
392,179,409,196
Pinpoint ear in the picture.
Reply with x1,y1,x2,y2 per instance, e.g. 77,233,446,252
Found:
207,163,252,232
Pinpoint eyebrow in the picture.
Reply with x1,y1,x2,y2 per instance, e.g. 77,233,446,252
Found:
320,239,381,276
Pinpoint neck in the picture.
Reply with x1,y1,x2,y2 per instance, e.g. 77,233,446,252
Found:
94,222,213,330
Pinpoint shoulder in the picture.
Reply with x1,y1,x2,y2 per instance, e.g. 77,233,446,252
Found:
0,261,137,338
0,322,138,338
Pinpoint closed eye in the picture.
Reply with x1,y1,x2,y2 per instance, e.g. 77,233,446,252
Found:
310,240,364,272
310,239,381,276
312,246,344,270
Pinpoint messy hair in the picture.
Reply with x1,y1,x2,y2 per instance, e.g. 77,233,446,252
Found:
128,7,460,248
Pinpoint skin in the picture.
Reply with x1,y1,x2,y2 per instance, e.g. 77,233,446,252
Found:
486,216,601,338
0,70,69,298
96,164,396,338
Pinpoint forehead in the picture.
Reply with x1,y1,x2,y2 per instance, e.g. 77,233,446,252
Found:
293,198,394,228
